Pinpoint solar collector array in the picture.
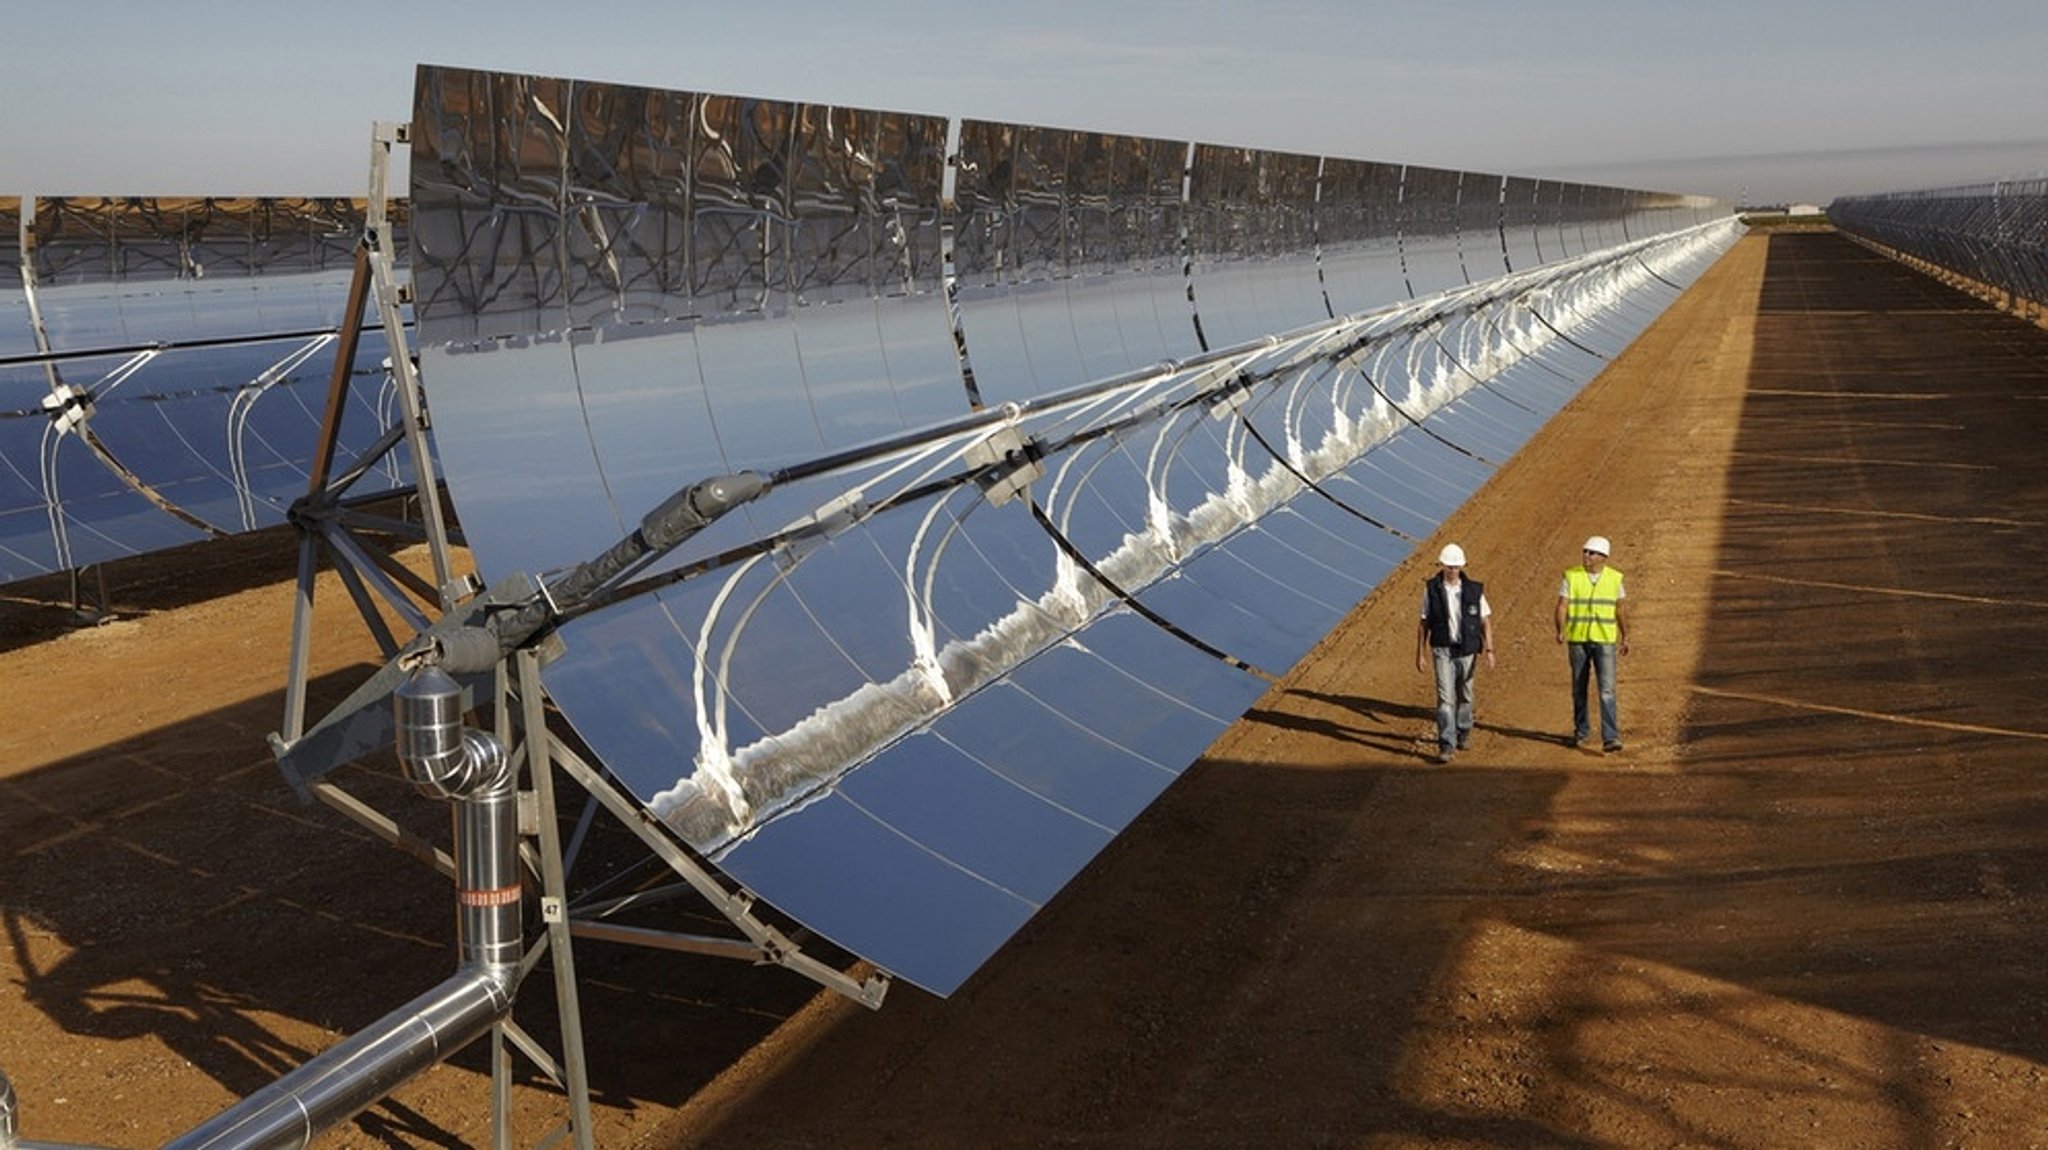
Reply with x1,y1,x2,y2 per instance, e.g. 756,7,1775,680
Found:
1830,179,2048,305
407,63,1733,994
0,197,415,583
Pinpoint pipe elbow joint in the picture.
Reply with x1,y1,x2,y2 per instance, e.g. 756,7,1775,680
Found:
394,665,511,800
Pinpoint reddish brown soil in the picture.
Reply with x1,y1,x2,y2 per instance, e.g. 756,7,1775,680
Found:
4,229,2047,1149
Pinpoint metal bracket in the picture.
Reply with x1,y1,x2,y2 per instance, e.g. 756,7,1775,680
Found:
39,382,94,435
536,719,892,1011
1203,372,1255,419
965,424,1044,507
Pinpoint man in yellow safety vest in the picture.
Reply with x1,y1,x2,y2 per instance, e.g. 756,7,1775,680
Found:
1554,535,1629,752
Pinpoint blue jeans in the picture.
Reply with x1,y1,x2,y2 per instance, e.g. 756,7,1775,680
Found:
1567,641,1619,744
1431,647,1477,750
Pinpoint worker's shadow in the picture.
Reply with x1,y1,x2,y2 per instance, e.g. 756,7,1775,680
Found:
1243,688,1434,761
1269,688,1560,761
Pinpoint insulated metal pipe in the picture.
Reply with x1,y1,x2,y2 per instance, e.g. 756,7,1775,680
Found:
453,757,522,971
162,666,519,1150
161,971,514,1150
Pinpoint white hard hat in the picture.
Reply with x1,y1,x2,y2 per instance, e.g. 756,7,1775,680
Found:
1438,543,1466,566
1583,535,1610,556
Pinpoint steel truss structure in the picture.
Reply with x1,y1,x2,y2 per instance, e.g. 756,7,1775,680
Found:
1831,180,2048,319
264,123,891,1150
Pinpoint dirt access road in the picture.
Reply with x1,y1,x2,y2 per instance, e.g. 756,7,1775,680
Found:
4,228,2047,1148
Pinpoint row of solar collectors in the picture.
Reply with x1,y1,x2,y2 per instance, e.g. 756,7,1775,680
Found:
411,68,1726,356
0,197,414,584
409,64,1729,578
539,225,1738,1001
399,64,1737,995
1830,180,2048,307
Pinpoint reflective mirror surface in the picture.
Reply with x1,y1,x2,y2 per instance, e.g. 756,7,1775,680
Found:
1,197,413,583
409,63,1735,995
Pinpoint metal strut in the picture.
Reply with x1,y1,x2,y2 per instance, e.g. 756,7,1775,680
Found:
1519,298,1608,361
73,424,229,541
257,120,598,1150
1351,362,1497,467
1634,251,1685,291
278,120,460,750
1425,327,1541,417
1025,494,1278,684
1229,401,1416,541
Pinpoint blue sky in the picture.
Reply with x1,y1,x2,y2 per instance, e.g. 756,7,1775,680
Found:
5,0,2045,206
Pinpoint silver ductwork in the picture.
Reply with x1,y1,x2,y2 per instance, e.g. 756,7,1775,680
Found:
394,663,510,801
158,664,521,1150
160,972,515,1150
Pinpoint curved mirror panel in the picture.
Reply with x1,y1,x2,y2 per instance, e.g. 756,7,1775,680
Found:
1,198,413,584
398,63,1737,995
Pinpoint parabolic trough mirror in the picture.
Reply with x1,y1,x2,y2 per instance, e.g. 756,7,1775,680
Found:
0,197,414,584
284,62,1739,997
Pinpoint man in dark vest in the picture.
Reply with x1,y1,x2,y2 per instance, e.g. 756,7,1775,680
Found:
1416,543,1496,763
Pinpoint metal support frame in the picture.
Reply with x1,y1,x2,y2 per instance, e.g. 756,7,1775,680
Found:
21,201,116,628
279,120,467,748
66,563,110,625
507,647,597,1144
1845,233,2048,323
259,119,890,1148
263,120,598,1150
515,656,890,1009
